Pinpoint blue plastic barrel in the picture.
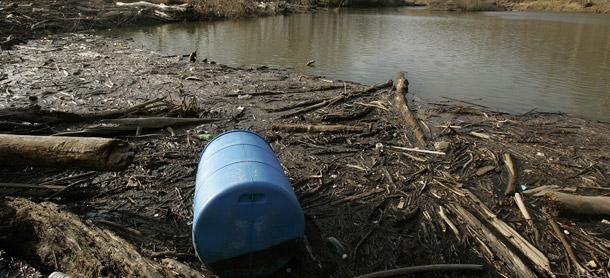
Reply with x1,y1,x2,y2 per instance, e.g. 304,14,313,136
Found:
192,130,305,277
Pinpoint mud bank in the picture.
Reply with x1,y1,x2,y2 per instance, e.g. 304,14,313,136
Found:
1,31,609,277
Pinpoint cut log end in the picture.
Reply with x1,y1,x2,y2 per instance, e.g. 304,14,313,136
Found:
542,191,610,218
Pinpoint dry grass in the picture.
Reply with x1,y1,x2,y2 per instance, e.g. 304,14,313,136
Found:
150,0,610,13
189,0,257,17
506,0,610,13
428,0,506,11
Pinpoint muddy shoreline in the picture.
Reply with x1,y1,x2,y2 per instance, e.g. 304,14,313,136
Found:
1,0,607,50
1,1,610,278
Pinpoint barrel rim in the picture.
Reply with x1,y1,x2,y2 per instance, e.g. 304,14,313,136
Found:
202,130,270,154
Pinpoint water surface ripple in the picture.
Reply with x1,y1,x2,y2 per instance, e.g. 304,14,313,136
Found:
108,8,610,121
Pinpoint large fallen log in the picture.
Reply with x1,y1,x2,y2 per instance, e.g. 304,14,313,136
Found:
0,198,171,277
538,191,610,217
394,72,427,147
0,134,134,171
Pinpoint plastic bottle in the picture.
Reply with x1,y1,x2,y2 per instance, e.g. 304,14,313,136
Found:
326,237,348,259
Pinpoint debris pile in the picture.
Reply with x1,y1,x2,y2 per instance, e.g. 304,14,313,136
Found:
1,32,609,277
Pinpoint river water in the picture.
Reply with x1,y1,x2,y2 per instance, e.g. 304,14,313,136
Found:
108,8,610,121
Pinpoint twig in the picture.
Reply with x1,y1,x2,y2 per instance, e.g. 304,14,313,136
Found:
548,218,586,276
475,165,496,176
514,193,532,220
401,152,427,162
352,208,385,259
441,96,488,108
470,131,491,139
46,179,90,199
0,183,65,198
40,171,96,185
438,206,460,239
87,95,167,120
150,251,197,260
330,188,382,206
281,80,391,118
96,219,142,237
354,264,484,278
433,179,465,197
388,145,445,155
264,99,324,112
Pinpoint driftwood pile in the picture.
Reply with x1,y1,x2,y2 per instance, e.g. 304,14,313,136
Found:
0,33,609,277
0,0,198,50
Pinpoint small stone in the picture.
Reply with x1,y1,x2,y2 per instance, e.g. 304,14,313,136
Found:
434,141,449,151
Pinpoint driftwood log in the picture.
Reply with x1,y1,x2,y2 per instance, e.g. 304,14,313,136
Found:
0,134,134,171
272,123,365,133
116,1,191,12
54,117,221,137
281,80,393,118
394,72,427,147
463,189,552,276
0,96,168,124
503,153,517,196
540,191,610,217
448,204,537,277
0,105,83,123
0,198,172,277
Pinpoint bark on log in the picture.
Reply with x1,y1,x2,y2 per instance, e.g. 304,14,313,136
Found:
0,134,134,171
0,198,170,277
542,191,610,217
394,72,426,147
272,123,365,133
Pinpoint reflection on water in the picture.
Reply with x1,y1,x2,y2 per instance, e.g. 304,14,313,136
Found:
107,8,610,121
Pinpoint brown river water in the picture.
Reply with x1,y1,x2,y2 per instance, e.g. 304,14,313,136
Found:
107,8,610,121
